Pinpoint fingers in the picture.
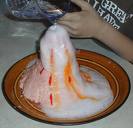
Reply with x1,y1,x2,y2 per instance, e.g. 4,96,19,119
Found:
60,25,74,34
59,24,75,36
59,13,77,21
57,20,78,34
71,0,90,10
58,22,86,38
59,12,82,22
58,20,75,29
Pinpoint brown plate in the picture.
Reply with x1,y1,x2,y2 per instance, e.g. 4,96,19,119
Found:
2,49,130,125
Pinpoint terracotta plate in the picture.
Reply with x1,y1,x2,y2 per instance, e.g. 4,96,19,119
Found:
2,50,130,125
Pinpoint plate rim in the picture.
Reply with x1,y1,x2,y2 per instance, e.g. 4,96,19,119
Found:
2,49,131,126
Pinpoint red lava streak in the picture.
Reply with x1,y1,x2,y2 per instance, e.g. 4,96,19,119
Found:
49,75,52,86
50,93,53,106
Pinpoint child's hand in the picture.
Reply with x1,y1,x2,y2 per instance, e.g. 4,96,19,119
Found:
58,0,133,62
58,0,105,38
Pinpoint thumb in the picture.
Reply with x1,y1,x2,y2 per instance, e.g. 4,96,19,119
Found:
71,0,90,10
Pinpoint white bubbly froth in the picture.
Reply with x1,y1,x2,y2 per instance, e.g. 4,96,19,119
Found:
20,24,114,119
42,66,114,119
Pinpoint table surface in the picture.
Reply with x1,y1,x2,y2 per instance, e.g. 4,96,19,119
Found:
0,16,133,128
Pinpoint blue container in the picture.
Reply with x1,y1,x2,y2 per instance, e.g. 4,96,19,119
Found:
2,0,73,22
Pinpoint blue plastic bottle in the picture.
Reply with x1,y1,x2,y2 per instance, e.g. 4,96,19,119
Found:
0,0,80,22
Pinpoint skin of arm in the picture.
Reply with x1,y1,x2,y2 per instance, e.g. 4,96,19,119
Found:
58,0,133,63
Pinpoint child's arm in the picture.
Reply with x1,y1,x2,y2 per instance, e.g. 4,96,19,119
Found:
58,0,133,62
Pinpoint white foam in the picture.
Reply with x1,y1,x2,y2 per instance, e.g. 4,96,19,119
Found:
40,24,114,118
41,66,114,119
21,24,114,119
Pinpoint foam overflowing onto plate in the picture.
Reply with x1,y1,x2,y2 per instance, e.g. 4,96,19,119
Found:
19,24,114,119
